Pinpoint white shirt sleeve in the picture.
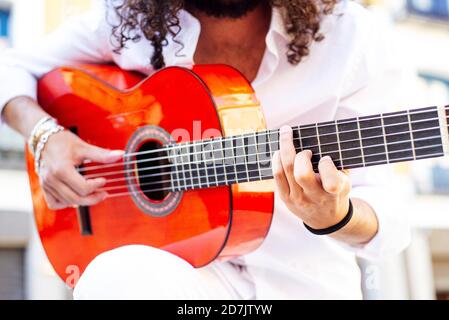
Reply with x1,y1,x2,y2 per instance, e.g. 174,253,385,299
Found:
333,13,411,260
0,1,112,123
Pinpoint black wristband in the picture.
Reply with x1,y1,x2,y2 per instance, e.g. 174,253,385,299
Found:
304,199,354,236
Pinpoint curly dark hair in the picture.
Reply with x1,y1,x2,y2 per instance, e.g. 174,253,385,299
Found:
108,0,338,70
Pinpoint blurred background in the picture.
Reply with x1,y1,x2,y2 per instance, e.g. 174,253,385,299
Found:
0,0,449,300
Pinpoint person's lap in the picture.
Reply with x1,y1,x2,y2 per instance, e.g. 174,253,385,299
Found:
74,245,249,300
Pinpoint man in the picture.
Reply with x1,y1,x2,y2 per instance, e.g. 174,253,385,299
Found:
0,0,409,299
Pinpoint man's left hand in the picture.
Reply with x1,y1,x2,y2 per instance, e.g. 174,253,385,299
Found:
272,126,352,230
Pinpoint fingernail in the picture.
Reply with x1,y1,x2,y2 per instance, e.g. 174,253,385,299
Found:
110,150,125,157
94,178,107,186
321,156,332,162
280,126,292,135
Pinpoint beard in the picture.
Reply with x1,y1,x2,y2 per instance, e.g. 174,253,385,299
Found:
184,0,265,19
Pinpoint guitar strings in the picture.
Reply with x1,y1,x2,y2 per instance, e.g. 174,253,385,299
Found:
98,141,443,195
82,125,442,179
104,148,445,199
79,116,442,175
101,143,443,194
77,108,441,174
98,133,443,186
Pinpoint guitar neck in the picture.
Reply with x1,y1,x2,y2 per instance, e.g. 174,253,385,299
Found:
169,105,449,192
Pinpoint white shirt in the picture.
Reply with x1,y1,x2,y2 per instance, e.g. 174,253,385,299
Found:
0,0,410,299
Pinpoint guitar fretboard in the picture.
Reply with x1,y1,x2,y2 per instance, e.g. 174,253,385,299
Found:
165,106,448,192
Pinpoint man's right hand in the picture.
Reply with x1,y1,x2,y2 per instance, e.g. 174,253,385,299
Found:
38,130,124,210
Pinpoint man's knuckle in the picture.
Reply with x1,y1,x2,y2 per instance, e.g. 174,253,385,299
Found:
78,185,92,197
297,172,312,183
274,168,284,179
325,182,339,193
50,164,65,177
284,161,294,173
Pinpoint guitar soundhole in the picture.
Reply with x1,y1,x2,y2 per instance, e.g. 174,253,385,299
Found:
135,140,171,202
125,125,182,217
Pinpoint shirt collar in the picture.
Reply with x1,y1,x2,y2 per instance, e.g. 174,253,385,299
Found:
164,7,290,72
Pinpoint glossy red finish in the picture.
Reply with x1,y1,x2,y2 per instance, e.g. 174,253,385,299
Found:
27,64,274,284
193,65,275,259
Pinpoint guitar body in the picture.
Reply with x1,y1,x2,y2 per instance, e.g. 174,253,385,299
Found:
27,64,274,283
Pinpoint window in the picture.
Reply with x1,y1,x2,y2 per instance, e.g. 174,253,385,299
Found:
0,8,10,47
0,6,25,169
419,73,449,97
407,0,449,20
0,248,25,300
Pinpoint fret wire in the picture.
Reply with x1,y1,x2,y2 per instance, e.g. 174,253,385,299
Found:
112,144,445,194
202,142,210,188
380,114,390,164
222,138,234,184
265,131,274,179
253,132,263,180
177,147,187,190
315,123,323,159
335,122,343,168
180,145,188,190
356,117,366,167
211,141,219,187
194,143,203,189
170,148,179,191
217,139,228,186
189,144,197,189
407,109,417,160
259,131,273,178
231,137,239,183
203,142,215,187
183,145,193,190
187,144,195,189
242,135,250,182
269,131,279,154
231,137,240,183
297,126,303,151
245,134,258,180
190,144,199,189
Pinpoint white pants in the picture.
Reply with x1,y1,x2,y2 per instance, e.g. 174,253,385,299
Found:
73,245,255,300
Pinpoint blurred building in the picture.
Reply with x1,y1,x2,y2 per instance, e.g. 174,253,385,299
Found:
0,0,449,300
0,0,92,300
358,0,449,300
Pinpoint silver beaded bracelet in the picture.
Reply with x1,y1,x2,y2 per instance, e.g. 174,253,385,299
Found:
34,125,65,175
28,117,57,155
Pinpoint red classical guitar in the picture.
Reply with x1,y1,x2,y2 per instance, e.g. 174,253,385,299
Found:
27,64,449,284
